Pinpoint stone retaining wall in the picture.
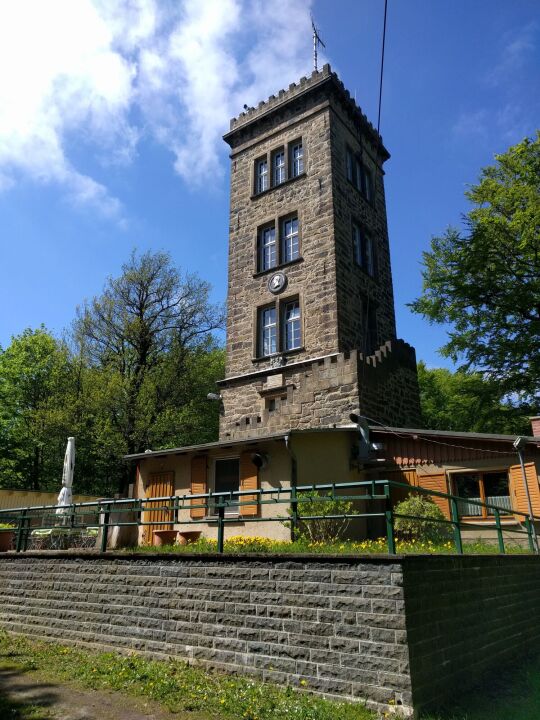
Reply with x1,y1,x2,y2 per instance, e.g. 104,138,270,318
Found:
1,553,539,717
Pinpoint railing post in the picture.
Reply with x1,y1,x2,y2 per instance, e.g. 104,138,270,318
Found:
16,510,27,553
100,504,110,553
290,483,299,543
384,482,396,554
450,498,463,554
494,509,505,554
525,517,536,553
217,500,225,554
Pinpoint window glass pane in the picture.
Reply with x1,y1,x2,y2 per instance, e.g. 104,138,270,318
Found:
362,167,373,201
214,459,240,515
257,159,268,193
364,234,374,276
274,151,285,185
282,217,299,263
259,226,276,271
261,306,277,356
292,143,303,177
352,224,362,265
354,159,362,191
483,472,510,514
346,149,353,182
454,474,482,516
284,301,301,350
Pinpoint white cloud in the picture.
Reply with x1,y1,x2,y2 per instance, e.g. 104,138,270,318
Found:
0,0,314,220
452,110,488,139
485,22,538,86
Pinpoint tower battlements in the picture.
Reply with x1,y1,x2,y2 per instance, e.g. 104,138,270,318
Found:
224,64,389,160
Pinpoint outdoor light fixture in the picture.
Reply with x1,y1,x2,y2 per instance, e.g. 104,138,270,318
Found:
251,452,268,470
207,393,222,401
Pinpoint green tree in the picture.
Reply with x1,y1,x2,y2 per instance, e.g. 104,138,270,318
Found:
410,134,540,402
0,328,71,491
417,361,531,435
74,250,225,459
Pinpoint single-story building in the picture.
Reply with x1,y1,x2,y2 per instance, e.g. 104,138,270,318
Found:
124,418,540,546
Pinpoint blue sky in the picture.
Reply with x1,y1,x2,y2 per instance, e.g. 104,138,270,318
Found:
0,0,538,370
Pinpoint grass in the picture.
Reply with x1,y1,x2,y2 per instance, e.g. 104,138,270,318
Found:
0,631,375,720
129,535,532,556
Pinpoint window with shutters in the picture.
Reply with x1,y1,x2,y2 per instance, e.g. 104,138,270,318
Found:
451,471,510,518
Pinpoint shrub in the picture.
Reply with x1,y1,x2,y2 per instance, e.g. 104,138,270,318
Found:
394,494,452,543
0,523,15,530
284,490,356,543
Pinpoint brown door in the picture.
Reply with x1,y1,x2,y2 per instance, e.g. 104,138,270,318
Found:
142,472,175,545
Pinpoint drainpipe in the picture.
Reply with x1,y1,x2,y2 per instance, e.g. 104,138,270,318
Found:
284,433,299,542
514,436,539,553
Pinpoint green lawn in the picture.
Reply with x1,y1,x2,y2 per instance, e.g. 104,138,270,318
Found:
0,631,374,720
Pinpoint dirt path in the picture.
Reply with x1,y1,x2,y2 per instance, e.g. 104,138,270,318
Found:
0,663,212,720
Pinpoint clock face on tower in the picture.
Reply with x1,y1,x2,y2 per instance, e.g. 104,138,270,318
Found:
268,271,287,295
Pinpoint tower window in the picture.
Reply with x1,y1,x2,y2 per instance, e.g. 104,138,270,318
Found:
362,166,373,202
283,300,301,351
260,306,277,356
352,222,376,277
273,149,286,186
256,214,301,273
291,141,304,177
281,216,299,263
258,226,277,271
253,138,305,195
256,297,302,357
256,158,269,193
365,303,378,355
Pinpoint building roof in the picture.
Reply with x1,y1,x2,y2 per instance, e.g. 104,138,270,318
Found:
123,425,539,463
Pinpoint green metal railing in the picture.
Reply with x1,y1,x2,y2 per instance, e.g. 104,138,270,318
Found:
0,479,537,555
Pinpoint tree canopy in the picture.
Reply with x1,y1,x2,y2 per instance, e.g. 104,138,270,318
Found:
0,251,225,495
417,362,532,435
410,133,540,403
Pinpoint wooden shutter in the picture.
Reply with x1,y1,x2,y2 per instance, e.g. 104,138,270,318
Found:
190,456,207,519
142,471,174,544
239,452,259,517
385,469,417,504
509,462,540,517
415,470,450,519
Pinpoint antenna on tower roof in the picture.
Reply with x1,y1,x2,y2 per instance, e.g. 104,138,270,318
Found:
311,15,326,72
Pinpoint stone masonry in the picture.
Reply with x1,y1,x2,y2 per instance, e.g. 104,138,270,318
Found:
219,64,421,440
2,554,540,716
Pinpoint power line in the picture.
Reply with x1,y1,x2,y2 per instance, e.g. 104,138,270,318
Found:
377,0,388,135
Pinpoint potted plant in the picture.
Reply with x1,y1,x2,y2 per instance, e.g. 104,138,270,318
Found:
0,523,16,552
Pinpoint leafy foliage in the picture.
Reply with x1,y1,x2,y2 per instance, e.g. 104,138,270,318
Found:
417,361,532,434
283,490,356,543
0,251,225,495
410,134,540,403
394,494,453,543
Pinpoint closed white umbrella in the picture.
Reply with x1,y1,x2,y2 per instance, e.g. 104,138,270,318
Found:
56,437,75,515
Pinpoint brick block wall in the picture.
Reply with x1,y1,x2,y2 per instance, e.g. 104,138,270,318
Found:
403,555,540,709
1,554,539,716
0,554,411,715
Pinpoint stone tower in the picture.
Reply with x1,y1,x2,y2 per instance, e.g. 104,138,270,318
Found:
218,64,421,439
